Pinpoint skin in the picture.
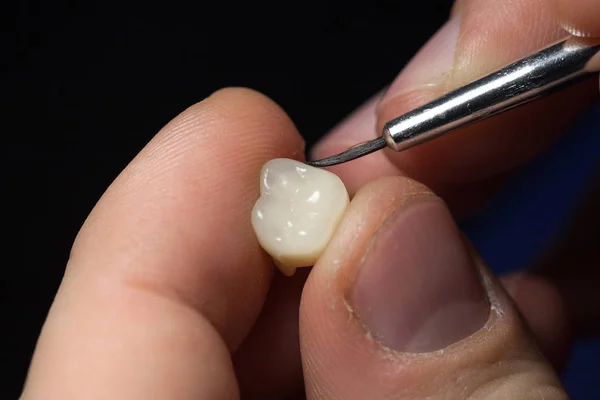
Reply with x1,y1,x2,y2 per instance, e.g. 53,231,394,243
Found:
548,0,600,37
21,0,600,398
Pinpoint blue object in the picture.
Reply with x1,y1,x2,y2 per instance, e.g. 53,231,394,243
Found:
460,103,600,399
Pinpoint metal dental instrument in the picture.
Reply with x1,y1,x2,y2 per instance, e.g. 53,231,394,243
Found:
308,36,600,168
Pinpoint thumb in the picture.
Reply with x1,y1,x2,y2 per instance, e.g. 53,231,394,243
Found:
300,177,567,399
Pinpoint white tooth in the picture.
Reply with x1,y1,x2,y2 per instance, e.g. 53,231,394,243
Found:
251,158,349,276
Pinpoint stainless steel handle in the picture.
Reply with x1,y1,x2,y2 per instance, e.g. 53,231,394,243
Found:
383,37,600,152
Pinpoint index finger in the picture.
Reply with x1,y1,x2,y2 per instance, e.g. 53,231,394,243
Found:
548,0,600,37
21,88,305,399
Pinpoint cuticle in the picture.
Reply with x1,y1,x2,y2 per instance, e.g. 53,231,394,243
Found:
462,236,500,319
476,262,504,320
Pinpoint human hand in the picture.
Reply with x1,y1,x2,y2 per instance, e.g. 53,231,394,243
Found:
313,0,600,366
22,89,574,399
313,0,600,215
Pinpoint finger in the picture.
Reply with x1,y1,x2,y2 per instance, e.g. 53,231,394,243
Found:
301,176,568,399
230,271,571,398
547,0,600,37
22,88,305,399
501,273,571,370
313,0,598,209
233,269,309,399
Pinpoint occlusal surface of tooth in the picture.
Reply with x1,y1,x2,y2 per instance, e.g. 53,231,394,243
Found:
251,158,349,276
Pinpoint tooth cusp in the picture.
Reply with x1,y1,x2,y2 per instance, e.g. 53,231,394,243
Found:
251,158,349,276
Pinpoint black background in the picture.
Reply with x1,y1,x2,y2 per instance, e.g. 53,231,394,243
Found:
2,1,453,397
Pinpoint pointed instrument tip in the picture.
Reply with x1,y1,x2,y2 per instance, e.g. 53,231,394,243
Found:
306,137,387,168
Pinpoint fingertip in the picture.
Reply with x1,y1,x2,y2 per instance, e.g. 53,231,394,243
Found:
194,86,306,158
300,176,566,399
208,87,290,121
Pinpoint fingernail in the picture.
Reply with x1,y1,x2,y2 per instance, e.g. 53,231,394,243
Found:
349,198,490,353
382,15,461,102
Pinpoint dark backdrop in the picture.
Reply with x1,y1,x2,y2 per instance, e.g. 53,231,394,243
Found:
3,1,452,397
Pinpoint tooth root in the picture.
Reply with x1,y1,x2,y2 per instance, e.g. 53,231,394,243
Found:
251,158,349,276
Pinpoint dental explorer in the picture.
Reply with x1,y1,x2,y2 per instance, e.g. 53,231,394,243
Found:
308,36,600,168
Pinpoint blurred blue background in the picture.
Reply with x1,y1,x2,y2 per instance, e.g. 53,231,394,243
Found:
460,103,600,399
